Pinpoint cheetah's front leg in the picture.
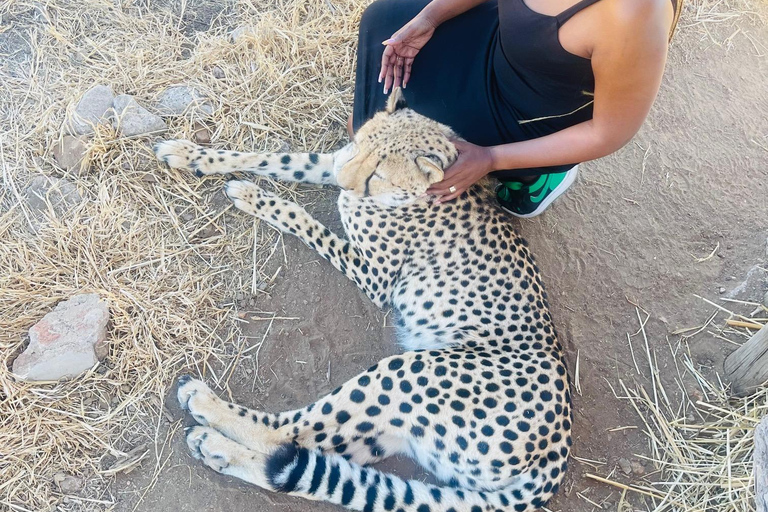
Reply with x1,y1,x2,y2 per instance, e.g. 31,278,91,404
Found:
153,139,340,185
225,180,390,308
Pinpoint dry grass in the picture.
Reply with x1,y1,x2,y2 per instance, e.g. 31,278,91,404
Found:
0,0,765,511
592,298,768,512
0,0,364,510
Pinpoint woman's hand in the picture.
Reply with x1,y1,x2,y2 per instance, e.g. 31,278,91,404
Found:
427,140,496,203
380,15,437,93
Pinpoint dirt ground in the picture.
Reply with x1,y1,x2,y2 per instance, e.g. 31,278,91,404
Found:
3,0,767,511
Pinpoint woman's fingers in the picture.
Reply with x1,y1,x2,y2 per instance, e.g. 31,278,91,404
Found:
403,59,414,87
393,57,403,90
451,139,474,153
383,52,396,94
426,169,464,196
379,45,394,83
434,186,467,204
432,176,474,203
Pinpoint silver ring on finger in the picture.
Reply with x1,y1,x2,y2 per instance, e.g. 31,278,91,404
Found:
449,186,457,194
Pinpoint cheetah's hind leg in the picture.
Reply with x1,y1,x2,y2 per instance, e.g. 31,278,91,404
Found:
153,139,337,185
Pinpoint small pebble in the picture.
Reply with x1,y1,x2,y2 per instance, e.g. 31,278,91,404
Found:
212,66,225,79
237,312,247,319
763,290,768,308
66,84,115,135
54,472,82,493
156,85,213,116
630,461,645,475
618,458,632,474
112,94,167,137
719,287,726,294
192,122,211,144
52,135,88,173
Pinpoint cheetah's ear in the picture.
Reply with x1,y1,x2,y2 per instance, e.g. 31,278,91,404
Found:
415,155,444,184
385,87,408,114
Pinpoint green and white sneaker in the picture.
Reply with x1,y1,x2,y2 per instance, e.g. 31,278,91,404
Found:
496,165,579,218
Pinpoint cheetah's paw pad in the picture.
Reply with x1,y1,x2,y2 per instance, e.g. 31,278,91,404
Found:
153,140,204,173
185,426,236,472
224,180,266,215
185,426,271,487
177,375,218,421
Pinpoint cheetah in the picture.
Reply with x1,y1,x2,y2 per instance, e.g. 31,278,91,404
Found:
154,88,572,512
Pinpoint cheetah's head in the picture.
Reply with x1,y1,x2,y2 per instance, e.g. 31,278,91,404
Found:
336,88,459,207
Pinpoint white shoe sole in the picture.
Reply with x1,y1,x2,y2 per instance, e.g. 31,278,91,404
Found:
500,165,579,219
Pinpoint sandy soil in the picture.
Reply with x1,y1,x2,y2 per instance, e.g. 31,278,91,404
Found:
3,0,765,511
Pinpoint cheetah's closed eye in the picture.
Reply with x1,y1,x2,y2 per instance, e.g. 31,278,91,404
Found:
155,88,572,512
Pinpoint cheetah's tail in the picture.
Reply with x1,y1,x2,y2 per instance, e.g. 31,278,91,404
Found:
266,443,545,512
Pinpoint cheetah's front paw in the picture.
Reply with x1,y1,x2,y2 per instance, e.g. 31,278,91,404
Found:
224,180,268,216
153,140,205,173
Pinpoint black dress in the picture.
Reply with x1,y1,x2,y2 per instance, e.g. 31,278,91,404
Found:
353,0,675,180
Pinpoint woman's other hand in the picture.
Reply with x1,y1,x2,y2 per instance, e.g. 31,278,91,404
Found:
380,15,437,93
427,140,496,203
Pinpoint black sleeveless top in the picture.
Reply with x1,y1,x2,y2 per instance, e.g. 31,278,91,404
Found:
494,0,677,141
494,0,600,140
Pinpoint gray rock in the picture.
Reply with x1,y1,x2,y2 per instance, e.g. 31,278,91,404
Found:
618,458,632,475
52,135,88,172
192,121,211,144
230,25,256,43
112,94,167,137
24,176,83,232
12,294,109,381
726,264,768,301
763,290,768,308
67,85,115,135
155,85,213,116
54,472,83,493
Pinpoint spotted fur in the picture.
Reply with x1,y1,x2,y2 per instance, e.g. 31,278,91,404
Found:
155,88,572,512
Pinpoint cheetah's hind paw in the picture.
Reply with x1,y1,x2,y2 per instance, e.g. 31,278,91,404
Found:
185,426,271,488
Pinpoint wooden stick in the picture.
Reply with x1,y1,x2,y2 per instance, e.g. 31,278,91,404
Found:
756,416,768,512
726,319,765,330
724,324,768,397
585,473,704,511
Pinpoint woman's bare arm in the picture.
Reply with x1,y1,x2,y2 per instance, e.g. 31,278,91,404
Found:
429,0,674,201
418,0,491,26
